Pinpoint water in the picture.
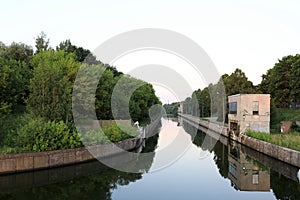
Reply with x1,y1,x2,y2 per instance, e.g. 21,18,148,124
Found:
1,117,300,200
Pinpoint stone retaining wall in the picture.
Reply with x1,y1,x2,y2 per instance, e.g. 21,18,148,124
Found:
240,135,300,168
0,137,140,174
179,114,300,168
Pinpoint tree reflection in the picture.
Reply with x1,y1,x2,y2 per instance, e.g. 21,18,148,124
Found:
0,122,160,200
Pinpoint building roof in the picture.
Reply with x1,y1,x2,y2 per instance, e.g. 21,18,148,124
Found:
228,94,270,98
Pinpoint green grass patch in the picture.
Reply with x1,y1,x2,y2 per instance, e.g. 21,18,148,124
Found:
246,130,300,152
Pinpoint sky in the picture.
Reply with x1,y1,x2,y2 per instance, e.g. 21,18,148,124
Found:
1,0,300,103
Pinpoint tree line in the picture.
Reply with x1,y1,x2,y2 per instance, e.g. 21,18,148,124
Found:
180,54,300,123
0,32,160,152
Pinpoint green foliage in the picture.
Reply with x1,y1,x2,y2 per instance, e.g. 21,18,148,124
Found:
0,42,33,64
184,68,257,122
95,67,116,120
192,87,211,117
246,130,300,151
129,83,161,122
35,32,50,54
27,50,79,122
260,54,300,108
56,39,91,63
102,123,138,143
16,118,82,152
290,121,300,132
270,108,300,132
79,129,107,146
222,68,257,96
0,58,27,116
0,36,160,154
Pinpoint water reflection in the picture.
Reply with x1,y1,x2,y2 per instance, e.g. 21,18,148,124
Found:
1,117,300,199
0,124,160,200
182,119,300,199
228,142,270,192
0,161,142,200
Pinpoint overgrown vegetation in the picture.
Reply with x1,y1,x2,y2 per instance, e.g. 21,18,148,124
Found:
246,130,300,151
80,123,138,145
0,33,160,154
0,115,138,153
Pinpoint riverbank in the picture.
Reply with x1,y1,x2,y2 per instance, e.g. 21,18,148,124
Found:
0,117,162,175
0,137,142,175
179,113,300,168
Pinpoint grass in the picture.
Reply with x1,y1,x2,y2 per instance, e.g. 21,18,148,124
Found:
246,130,300,152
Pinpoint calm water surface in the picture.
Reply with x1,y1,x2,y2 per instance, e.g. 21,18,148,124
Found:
1,117,299,199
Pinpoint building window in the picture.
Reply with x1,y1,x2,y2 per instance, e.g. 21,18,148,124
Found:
229,102,237,114
253,101,259,115
252,171,259,185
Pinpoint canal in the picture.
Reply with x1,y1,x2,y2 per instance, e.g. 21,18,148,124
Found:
0,117,299,199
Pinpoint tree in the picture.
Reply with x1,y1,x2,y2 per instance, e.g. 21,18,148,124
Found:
56,39,91,62
222,68,256,96
260,55,300,108
0,58,25,116
35,32,50,54
5,42,33,64
95,68,116,120
0,42,33,105
27,50,79,122
163,102,178,115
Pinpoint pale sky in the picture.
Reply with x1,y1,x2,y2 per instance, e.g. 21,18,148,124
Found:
2,0,300,103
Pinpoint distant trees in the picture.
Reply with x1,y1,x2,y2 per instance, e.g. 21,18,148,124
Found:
182,68,257,122
163,102,178,115
260,54,300,108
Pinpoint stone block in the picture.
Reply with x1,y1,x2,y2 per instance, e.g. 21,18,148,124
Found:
278,148,291,163
49,152,64,167
33,153,49,169
63,150,76,165
15,155,33,171
0,158,15,173
290,151,299,167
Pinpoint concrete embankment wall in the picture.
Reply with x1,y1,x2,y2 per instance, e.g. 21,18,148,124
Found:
240,135,300,168
0,137,141,175
240,142,299,182
179,114,300,168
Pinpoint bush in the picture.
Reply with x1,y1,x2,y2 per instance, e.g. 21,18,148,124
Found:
290,121,300,132
79,129,107,146
1,118,139,153
102,123,138,143
16,118,82,152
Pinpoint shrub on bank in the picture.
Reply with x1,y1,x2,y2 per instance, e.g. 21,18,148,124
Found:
1,117,139,153
16,118,83,152
79,123,138,145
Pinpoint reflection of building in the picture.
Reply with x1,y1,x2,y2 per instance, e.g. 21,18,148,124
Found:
228,94,270,138
228,144,270,192
177,115,182,126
